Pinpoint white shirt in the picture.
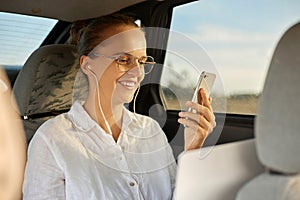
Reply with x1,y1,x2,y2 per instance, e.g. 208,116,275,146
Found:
23,101,177,200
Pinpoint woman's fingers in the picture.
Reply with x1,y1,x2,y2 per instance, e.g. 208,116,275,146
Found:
200,88,213,111
179,88,217,150
178,115,209,129
179,112,211,129
184,101,214,122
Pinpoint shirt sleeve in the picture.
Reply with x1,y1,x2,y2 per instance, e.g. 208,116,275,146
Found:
22,132,65,200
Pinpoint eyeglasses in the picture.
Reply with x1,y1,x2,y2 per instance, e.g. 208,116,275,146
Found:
88,52,156,74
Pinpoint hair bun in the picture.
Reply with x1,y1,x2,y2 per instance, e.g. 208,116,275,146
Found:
68,19,92,45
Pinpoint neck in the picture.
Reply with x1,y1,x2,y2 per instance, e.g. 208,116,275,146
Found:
83,91,123,142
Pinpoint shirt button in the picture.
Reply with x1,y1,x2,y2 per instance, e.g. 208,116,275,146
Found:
129,182,135,187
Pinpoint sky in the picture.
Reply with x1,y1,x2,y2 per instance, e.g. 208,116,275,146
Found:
162,0,300,95
0,12,57,66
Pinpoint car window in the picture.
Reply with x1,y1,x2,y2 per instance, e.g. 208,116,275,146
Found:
0,12,57,68
161,0,300,114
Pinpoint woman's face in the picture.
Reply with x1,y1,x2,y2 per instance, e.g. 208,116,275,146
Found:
87,25,147,105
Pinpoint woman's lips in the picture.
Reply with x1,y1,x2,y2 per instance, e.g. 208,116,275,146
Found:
118,80,137,90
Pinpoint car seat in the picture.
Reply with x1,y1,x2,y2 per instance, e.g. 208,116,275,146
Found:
13,44,79,143
236,22,300,200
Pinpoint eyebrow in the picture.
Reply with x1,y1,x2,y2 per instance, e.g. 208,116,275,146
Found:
111,51,129,56
110,52,148,59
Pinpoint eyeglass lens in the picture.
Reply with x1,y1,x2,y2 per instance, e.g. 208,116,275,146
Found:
116,55,154,74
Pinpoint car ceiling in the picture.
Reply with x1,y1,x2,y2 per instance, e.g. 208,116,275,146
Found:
0,0,151,22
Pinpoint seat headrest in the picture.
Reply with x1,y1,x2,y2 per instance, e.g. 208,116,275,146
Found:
13,44,79,142
255,22,300,173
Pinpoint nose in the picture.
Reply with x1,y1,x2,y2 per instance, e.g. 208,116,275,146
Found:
127,58,144,76
127,65,144,76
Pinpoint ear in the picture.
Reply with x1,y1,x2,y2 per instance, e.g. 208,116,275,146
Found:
80,55,89,75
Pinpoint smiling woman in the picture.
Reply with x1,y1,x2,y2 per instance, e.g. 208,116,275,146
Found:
21,12,216,200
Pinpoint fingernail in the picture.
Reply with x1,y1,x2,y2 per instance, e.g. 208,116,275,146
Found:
0,79,8,93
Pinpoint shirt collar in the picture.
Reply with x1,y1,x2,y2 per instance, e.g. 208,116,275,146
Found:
121,107,134,130
68,101,135,132
67,101,97,132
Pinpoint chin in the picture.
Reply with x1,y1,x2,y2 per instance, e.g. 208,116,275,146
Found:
114,86,138,104
123,96,135,104
115,94,134,105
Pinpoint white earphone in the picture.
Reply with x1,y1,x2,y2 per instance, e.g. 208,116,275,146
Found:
87,65,95,74
86,64,113,135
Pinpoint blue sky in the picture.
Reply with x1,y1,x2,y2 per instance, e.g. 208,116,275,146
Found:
0,12,57,66
162,0,300,95
172,0,300,33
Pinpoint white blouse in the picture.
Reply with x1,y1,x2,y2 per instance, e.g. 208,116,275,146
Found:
22,101,177,200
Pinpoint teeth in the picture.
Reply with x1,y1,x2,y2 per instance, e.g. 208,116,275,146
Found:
120,81,136,87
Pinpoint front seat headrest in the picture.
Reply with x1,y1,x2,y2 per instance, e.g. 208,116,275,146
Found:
256,22,300,173
13,44,79,143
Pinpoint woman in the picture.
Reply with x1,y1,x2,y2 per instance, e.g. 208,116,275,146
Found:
23,13,216,199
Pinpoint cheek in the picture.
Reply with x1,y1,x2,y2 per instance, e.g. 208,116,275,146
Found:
90,59,114,77
138,74,145,84
98,65,121,88
101,74,121,88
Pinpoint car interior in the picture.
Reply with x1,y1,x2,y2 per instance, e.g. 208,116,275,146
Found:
1,0,300,199
13,44,78,142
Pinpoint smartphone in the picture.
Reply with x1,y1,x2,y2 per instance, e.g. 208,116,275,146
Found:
188,71,216,112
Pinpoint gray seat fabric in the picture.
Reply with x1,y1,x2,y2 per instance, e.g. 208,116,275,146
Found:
13,44,79,143
236,22,300,200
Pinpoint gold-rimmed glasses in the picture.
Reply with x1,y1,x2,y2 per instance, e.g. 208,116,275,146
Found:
88,52,156,74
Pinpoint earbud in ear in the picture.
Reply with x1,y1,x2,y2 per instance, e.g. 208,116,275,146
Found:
86,65,96,76
87,65,95,73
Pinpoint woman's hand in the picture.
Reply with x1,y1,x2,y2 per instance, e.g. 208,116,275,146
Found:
177,88,216,151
